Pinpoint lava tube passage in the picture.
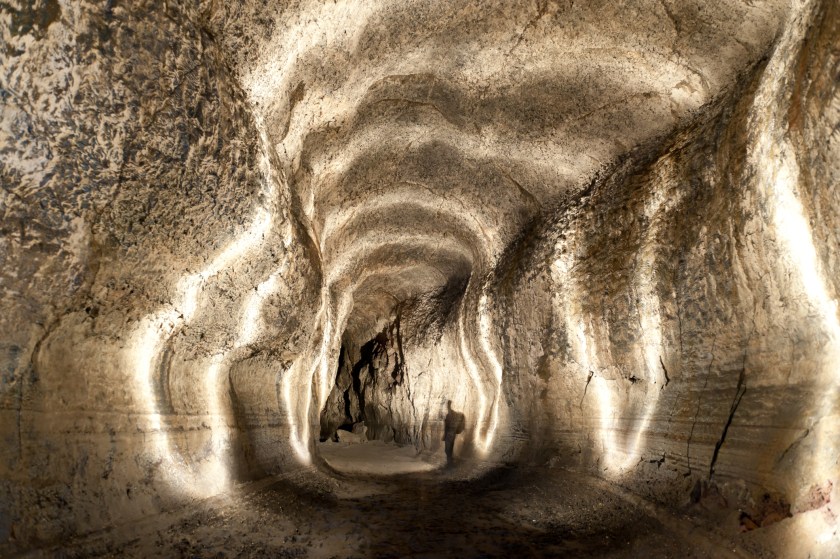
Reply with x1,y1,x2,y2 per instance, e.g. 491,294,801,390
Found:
1,1,838,557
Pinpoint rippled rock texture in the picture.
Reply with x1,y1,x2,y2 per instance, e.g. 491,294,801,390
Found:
1,0,838,556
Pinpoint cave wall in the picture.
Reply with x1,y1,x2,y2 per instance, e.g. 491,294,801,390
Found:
320,285,492,457
0,0,837,555
217,0,798,480
0,1,320,551
494,0,839,527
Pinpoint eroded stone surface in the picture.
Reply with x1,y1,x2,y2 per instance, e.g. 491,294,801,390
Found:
1,0,838,556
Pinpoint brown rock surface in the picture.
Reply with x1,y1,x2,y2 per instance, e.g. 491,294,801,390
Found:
1,0,838,556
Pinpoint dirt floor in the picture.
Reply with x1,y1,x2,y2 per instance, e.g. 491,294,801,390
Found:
29,443,765,558
319,440,441,475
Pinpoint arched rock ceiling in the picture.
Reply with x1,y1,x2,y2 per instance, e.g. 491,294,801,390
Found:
220,0,790,331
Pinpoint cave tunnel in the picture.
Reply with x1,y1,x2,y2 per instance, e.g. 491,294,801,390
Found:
1,0,839,557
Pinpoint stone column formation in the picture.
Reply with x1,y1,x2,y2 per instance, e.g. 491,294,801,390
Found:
0,0,837,555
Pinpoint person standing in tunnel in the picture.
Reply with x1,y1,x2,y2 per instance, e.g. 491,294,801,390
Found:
443,400,465,466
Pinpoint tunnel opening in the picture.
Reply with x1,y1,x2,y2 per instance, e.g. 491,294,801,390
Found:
316,274,472,475
318,327,406,445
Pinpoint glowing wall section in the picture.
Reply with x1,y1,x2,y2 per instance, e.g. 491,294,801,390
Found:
281,290,350,465
745,0,839,548
129,206,274,497
126,103,299,492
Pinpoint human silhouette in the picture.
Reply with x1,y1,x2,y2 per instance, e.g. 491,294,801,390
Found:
442,400,465,466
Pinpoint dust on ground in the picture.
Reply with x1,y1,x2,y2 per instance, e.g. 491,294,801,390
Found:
38,443,760,558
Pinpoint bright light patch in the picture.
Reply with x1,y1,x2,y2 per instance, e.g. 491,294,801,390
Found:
744,3,839,551
239,264,287,347
282,354,319,466
459,320,490,450
476,294,503,452
201,354,231,494
816,529,836,545
771,156,840,343
130,203,275,497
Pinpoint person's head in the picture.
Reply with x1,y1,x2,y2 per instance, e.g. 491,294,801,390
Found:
446,399,452,410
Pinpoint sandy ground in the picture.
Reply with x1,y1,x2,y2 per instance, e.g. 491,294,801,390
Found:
28,443,769,558
320,440,441,475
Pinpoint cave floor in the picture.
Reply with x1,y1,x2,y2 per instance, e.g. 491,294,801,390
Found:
319,440,441,475
51,455,759,559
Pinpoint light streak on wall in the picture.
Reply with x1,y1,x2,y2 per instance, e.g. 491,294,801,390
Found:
245,0,705,196
325,234,472,286
475,293,503,453
239,264,288,347
619,287,662,472
310,123,584,204
282,355,315,465
130,310,191,491
320,195,494,260
295,292,350,465
554,252,627,474
572,313,653,475
571,318,622,472
746,1,838,550
130,208,271,496
178,208,273,323
454,288,504,455
282,298,333,466
317,294,353,411
193,262,290,493
459,319,490,451
246,0,384,200
282,289,359,465
619,185,669,472
247,0,382,106
316,308,334,410
130,168,276,495
552,180,670,476
200,354,231,495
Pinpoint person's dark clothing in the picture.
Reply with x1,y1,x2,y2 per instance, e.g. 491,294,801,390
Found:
443,405,465,465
